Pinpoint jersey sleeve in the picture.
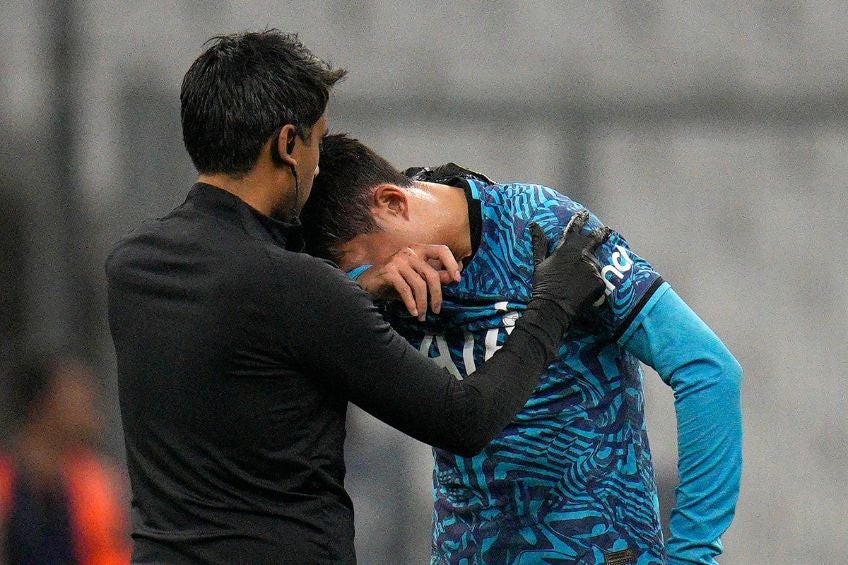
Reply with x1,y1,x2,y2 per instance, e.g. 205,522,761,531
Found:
528,186,664,340
622,287,743,564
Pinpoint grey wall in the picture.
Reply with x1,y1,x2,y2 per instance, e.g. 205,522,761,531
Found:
1,2,845,563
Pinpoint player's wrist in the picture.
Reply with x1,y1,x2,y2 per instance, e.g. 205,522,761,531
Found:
521,299,571,345
528,294,575,323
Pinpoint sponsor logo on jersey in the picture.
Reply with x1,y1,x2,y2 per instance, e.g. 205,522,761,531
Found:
600,245,634,294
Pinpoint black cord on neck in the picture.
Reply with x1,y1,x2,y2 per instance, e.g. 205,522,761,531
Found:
289,165,300,220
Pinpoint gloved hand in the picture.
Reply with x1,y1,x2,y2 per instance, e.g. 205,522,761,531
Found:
528,210,610,326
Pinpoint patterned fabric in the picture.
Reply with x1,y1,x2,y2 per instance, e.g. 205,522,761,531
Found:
383,180,666,565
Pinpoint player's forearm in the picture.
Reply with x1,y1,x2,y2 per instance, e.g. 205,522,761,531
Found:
665,346,742,564
333,308,565,458
623,286,743,564
297,261,566,457
339,216,605,455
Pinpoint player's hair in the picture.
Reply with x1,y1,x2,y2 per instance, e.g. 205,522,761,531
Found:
300,133,413,262
181,30,346,177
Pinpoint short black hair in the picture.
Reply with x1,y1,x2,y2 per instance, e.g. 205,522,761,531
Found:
181,30,346,177
300,133,413,262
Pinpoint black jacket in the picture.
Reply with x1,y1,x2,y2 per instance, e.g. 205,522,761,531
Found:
106,183,564,564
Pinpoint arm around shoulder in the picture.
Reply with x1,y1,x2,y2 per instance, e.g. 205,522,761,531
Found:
268,254,507,455
271,252,580,458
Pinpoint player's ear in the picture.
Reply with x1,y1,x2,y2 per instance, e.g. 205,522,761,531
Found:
373,184,409,220
272,124,298,169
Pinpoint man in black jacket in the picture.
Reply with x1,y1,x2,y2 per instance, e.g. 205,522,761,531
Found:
106,30,608,564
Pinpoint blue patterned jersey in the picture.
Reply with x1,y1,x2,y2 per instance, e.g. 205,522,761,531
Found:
382,179,666,565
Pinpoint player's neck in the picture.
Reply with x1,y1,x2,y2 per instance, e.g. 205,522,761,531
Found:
417,181,473,262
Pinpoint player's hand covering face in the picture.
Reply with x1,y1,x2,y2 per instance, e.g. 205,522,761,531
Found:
357,243,462,321
530,210,610,320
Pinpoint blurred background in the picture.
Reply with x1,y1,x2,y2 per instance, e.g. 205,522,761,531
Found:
1,1,846,563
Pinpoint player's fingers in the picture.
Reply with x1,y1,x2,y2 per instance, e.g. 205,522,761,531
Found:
587,226,612,253
529,223,547,266
436,270,456,285
384,270,418,318
562,210,590,240
552,210,590,252
424,258,462,285
409,258,444,314
398,264,429,321
413,244,462,282
582,253,606,304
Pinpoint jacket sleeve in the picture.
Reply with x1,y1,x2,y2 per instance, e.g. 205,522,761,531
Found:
621,284,743,565
272,254,566,457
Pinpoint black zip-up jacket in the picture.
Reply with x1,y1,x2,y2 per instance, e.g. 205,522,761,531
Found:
106,183,569,564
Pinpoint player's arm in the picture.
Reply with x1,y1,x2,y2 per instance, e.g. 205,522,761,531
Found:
621,286,743,565
274,214,607,457
525,186,742,564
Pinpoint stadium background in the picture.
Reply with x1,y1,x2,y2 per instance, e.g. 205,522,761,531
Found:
1,1,846,563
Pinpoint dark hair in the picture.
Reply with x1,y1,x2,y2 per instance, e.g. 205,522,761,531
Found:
181,30,346,177
300,133,413,262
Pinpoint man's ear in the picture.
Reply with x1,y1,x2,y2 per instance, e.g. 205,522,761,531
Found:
373,184,409,219
273,124,298,168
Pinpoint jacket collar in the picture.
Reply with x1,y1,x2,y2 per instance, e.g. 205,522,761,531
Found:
186,182,304,251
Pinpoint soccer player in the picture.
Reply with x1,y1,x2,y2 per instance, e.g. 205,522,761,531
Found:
300,134,744,565
105,31,609,564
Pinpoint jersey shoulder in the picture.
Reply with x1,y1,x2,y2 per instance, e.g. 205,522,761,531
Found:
475,181,580,225
450,182,580,303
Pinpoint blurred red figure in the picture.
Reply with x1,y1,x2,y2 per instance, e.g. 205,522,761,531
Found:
0,355,130,565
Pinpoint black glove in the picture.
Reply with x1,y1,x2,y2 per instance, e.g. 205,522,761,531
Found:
528,210,610,327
